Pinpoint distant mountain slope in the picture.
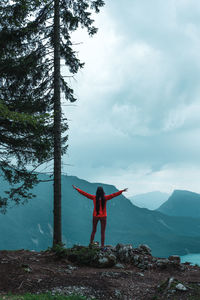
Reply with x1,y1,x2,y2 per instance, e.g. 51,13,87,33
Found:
1,176,200,257
157,190,200,218
129,191,169,210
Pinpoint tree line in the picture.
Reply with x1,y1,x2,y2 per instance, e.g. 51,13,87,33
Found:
0,0,104,247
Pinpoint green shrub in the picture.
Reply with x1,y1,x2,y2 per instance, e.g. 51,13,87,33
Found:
50,243,69,258
51,244,100,266
67,245,99,266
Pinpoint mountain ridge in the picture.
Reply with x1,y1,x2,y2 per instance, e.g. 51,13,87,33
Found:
1,174,200,257
157,189,200,218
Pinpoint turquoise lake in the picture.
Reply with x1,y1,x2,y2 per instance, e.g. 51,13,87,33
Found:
180,253,200,266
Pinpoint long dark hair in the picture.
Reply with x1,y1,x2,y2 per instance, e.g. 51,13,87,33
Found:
96,186,105,215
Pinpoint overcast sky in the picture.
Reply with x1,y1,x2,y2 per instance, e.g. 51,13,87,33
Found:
61,0,200,196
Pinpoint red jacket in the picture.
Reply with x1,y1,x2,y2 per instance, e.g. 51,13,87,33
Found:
74,187,123,217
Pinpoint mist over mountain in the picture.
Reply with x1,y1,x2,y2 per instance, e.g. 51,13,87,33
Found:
129,191,169,210
157,190,200,218
1,175,200,257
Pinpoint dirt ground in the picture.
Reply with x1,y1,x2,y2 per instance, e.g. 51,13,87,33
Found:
0,250,200,300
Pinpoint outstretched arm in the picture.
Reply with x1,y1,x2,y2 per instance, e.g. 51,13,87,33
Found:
72,185,95,200
105,188,128,201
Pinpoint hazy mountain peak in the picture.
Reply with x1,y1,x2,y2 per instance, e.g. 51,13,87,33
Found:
129,191,169,210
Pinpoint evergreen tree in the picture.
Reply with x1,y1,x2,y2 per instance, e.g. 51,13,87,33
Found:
0,0,105,244
0,1,55,211
0,101,53,212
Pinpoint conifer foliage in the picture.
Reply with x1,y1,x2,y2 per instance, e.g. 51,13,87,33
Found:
0,0,104,243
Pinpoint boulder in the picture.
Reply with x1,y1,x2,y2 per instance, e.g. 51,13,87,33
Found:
156,259,170,269
136,272,144,277
138,244,152,255
168,255,181,264
132,254,140,266
155,257,183,270
115,263,125,269
115,243,134,263
114,289,122,299
94,252,116,268
137,260,149,270
176,283,187,291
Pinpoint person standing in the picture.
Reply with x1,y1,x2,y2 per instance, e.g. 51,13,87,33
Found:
72,185,128,248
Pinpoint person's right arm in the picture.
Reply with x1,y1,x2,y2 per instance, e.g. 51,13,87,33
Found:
72,185,94,200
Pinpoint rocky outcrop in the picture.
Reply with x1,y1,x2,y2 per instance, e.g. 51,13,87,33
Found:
58,243,183,270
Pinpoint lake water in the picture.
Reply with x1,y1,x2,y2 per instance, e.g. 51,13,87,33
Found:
180,253,200,266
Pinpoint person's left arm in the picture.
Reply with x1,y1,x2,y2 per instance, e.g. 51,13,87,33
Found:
105,188,128,201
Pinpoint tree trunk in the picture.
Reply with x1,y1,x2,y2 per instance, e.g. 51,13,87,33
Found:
53,0,62,246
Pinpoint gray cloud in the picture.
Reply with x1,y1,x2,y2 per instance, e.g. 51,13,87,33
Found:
62,0,200,195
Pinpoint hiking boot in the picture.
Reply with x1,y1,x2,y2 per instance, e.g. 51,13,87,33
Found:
100,247,108,252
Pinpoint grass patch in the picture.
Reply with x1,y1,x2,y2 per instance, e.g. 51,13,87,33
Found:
0,293,93,300
187,283,200,300
154,281,200,300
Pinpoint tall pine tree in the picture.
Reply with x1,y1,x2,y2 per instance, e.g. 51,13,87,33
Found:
0,0,104,244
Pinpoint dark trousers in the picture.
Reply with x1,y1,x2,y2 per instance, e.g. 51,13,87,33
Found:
90,216,107,247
